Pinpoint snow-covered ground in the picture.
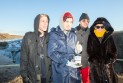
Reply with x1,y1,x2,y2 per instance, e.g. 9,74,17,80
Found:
0,39,22,82
0,39,22,64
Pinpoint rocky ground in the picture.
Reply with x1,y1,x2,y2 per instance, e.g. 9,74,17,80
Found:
0,66,22,83
0,55,22,83
117,74,123,83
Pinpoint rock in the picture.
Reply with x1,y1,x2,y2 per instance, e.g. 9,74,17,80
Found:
0,65,22,82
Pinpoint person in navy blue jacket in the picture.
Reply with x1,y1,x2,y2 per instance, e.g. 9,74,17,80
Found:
48,12,81,83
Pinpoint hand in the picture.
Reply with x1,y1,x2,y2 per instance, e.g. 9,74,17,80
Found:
75,41,83,54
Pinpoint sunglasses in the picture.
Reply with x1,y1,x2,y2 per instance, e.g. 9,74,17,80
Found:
95,26,105,29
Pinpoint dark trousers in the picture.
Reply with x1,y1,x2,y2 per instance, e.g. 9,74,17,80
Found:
41,78,46,83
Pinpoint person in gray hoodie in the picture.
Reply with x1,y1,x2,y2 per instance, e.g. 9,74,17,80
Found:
20,14,52,83
75,13,90,83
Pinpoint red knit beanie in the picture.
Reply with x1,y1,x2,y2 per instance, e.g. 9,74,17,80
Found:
63,12,73,22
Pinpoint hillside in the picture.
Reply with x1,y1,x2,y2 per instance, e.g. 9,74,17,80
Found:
0,33,23,40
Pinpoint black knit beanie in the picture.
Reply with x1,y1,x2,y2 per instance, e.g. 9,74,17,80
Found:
79,13,89,21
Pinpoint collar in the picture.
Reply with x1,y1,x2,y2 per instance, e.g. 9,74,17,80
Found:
77,25,88,31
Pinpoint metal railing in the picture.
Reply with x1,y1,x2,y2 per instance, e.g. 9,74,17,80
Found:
0,64,20,67
117,59,123,61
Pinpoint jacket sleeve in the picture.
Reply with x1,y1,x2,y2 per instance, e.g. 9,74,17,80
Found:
106,36,117,63
20,33,29,81
48,33,68,65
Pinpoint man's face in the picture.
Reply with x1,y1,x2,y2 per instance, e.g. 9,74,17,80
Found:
38,16,48,32
63,18,73,31
79,19,89,29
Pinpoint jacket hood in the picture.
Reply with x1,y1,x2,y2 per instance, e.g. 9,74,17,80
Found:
90,17,114,37
34,14,49,36
59,14,64,31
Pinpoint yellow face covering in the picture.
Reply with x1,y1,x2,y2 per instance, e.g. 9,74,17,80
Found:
94,28,106,37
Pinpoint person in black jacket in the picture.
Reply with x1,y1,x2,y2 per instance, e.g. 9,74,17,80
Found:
20,14,52,83
87,17,118,83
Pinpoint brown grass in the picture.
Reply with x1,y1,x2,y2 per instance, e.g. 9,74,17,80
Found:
8,76,23,83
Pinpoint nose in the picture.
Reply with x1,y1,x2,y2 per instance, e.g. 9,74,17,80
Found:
44,21,48,25
85,21,89,25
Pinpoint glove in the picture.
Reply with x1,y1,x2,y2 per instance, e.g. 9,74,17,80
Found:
75,41,83,54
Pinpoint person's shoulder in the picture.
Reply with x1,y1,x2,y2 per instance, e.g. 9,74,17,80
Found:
49,27,57,37
50,27,56,32
70,28,76,33
87,28,90,33
69,28,77,38
75,25,81,31
23,31,35,39
87,28,90,30
71,28,76,31
25,31,34,36
49,27,61,40
49,27,59,35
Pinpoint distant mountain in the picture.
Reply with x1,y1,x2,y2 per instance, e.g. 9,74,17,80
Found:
0,33,23,39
